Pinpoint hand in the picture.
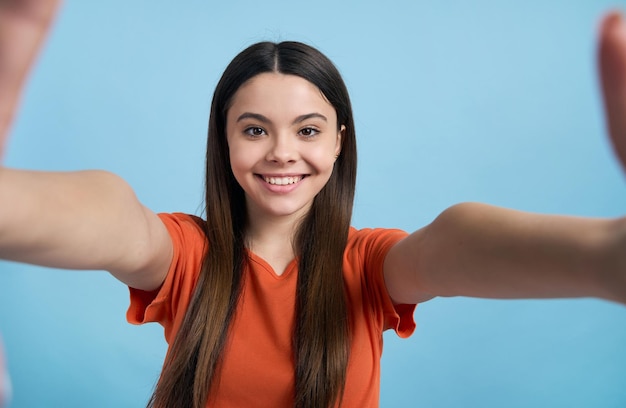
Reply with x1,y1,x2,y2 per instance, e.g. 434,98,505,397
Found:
0,0,61,158
599,11,626,172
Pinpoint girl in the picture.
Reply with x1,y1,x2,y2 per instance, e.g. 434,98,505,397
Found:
1,1,625,407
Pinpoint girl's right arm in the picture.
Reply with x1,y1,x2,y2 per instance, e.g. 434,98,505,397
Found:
0,168,173,291
0,1,172,291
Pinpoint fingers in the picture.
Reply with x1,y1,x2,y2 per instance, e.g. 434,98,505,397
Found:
0,0,62,158
599,11,626,172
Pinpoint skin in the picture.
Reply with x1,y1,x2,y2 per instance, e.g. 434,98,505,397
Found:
226,73,342,275
0,1,625,316
601,11,626,171
0,0,61,157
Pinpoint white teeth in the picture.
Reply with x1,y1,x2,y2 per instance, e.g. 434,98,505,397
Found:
264,176,302,185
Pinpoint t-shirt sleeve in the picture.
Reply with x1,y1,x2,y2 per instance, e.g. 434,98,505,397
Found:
348,228,417,338
126,212,206,343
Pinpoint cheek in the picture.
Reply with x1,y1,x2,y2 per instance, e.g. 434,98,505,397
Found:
228,148,250,181
228,139,250,166
306,148,337,172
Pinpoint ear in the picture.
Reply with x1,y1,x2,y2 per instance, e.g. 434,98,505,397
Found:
335,125,345,157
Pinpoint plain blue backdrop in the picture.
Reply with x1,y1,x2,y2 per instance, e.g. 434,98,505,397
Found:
1,0,626,407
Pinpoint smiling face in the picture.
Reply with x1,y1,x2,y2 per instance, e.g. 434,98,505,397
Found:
226,72,343,223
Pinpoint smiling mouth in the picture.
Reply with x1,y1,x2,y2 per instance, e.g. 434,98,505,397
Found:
259,175,306,185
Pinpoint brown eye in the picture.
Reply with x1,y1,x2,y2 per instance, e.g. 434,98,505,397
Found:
299,127,319,138
244,127,266,137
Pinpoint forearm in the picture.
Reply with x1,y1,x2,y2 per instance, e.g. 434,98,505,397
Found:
389,202,625,304
0,168,167,281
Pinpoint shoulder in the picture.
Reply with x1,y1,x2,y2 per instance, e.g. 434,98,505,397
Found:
343,227,418,336
156,212,208,275
346,226,408,255
344,226,409,273
158,212,206,233
157,212,207,246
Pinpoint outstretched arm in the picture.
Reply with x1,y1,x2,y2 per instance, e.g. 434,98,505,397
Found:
0,1,172,291
0,169,172,290
384,203,624,304
384,12,626,306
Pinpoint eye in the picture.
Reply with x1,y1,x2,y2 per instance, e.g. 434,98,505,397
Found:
244,126,266,137
298,127,319,138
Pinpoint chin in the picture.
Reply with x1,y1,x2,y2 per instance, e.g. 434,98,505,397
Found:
262,202,312,219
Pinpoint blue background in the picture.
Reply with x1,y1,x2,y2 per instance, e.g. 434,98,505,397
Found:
2,0,626,406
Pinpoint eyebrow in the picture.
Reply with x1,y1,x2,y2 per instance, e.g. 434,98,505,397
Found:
236,112,271,124
292,113,328,124
236,112,328,125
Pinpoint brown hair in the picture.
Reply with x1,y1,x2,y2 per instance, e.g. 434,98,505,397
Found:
148,41,357,408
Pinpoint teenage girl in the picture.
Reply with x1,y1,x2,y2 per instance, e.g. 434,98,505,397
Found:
1,1,625,408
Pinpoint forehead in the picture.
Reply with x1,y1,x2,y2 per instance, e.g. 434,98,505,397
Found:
227,73,337,124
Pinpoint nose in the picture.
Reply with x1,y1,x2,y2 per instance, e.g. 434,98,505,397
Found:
266,134,297,164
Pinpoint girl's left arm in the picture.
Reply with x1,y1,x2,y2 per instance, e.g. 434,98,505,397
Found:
384,12,626,306
384,204,625,305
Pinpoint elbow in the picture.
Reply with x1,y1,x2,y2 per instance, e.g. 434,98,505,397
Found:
415,202,488,298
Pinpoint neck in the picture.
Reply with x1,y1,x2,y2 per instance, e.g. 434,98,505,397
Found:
244,199,310,247
244,205,306,275
246,212,300,249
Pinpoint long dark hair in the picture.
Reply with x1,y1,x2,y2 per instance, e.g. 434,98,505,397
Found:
148,41,357,408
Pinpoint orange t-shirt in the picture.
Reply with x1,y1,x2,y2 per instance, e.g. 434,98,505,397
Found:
127,213,416,407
